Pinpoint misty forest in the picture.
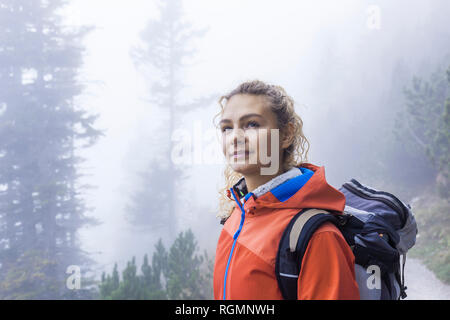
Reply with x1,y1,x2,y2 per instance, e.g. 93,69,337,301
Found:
0,0,449,299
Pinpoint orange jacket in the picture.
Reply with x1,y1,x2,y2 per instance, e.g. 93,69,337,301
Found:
213,163,360,300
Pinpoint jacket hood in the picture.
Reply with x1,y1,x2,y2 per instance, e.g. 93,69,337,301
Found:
229,163,345,215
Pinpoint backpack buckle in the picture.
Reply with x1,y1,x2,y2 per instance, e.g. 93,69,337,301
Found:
336,213,351,226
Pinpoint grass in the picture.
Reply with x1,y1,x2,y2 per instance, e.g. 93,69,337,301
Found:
408,194,450,284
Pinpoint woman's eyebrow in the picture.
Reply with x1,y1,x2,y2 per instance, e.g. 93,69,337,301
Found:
219,113,264,125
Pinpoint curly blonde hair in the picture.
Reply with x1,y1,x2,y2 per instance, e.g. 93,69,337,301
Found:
212,79,310,219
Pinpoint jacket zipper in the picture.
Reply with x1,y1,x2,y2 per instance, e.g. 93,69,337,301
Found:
222,187,246,300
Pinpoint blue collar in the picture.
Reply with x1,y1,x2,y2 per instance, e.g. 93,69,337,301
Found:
239,167,314,202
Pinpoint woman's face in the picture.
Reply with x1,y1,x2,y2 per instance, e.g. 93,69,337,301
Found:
219,94,284,176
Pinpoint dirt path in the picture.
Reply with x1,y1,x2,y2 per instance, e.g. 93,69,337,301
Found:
404,258,450,300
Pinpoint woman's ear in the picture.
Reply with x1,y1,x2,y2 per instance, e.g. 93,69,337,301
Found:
280,122,295,150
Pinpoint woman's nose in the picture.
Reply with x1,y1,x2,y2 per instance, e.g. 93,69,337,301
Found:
229,128,246,147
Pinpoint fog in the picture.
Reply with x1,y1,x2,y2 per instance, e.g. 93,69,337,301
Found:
64,0,449,271
1,0,449,299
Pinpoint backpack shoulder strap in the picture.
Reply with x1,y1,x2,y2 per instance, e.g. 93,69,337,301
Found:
275,208,340,300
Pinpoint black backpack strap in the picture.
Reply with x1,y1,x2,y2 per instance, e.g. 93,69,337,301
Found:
275,208,340,300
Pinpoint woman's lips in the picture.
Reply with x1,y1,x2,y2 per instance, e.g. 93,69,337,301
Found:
232,150,251,158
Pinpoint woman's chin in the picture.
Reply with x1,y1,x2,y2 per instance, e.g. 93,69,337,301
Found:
228,161,260,175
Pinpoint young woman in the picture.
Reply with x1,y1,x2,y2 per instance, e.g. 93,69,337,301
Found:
213,80,359,300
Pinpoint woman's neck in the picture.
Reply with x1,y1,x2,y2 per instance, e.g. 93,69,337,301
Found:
244,166,287,193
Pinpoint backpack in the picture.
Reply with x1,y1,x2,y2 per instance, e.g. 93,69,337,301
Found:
275,178,418,300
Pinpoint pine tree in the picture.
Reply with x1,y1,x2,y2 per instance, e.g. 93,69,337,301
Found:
149,238,168,298
99,246,169,299
99,263,119,300
141,253,166,299
128,0,217,241
0,0,103,298
99,229,213,299
394,62,450,197
124,160,172,230
165,229,211,299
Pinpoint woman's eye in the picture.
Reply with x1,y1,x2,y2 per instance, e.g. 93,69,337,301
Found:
221,121,259,133
246,121,260,129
